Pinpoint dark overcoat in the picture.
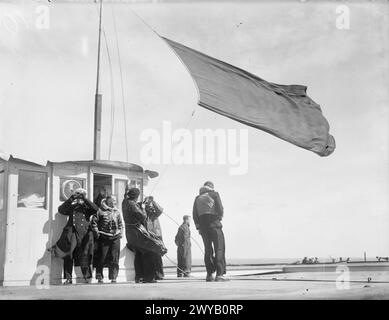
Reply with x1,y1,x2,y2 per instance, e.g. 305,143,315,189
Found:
122,198,167,256
54,197,98,267
175,223,192,273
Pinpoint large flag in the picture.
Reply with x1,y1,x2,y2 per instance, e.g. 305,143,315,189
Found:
162,37,335,156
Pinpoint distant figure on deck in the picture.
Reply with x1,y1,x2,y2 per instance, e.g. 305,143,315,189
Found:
175,215,192,277
52,188,98,284
193,181,228,282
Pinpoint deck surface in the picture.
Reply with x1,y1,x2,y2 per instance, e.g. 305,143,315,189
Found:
1,267,389,300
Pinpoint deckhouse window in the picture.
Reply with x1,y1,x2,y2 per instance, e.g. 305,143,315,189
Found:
17,170,47,209
114,179,128,210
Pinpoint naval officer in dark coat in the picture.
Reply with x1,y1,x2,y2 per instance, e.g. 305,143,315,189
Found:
53,188,98,284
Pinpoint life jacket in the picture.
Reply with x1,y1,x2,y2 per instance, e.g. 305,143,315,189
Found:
96,199,122,237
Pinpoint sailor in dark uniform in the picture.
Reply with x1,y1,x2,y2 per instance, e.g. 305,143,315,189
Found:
193,181,228,282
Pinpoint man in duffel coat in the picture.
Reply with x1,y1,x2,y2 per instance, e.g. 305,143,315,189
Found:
91,195,123,284
193,181,228,282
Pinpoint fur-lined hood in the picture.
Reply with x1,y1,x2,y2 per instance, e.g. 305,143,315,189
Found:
100,198,118,212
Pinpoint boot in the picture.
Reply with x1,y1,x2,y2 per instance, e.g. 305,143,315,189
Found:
143,279,157,283
215,275,229,282
206,273,214,282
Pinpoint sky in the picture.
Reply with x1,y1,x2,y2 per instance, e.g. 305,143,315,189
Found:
0,0,388,261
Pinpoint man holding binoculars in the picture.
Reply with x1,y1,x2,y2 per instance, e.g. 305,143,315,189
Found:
55,188,99,284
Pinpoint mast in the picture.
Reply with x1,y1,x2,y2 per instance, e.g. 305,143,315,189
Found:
93,0,103,160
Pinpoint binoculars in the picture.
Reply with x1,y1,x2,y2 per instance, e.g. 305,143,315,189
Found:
72,193,85,200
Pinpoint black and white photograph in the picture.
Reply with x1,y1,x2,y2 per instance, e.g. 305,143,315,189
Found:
0,0,388,306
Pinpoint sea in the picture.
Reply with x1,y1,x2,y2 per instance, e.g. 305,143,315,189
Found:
161,257,297,267
162,257,375,267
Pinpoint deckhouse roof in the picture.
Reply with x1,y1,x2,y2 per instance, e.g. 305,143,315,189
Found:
0,155,158,179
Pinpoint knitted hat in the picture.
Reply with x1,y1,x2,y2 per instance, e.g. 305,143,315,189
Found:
203,181,214,189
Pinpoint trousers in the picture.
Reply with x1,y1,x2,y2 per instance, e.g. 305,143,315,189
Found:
134,250,158,282
63,256,92,280
199,226,226,276
95,236,121,280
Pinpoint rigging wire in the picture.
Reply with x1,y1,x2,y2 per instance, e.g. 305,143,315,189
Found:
90,4,204,261
148,109,196,196
103,29,116,160
125,6,204,254
127,6,159,36
145,108,205,255
125,5,199,197
161,206,205,255
94,2,116,160
163,253,189,276
111,5,130,177
95,6,204,258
